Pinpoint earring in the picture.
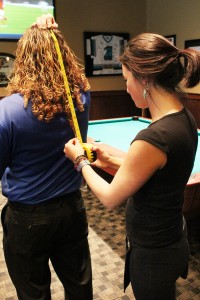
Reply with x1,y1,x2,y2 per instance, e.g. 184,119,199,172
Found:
143,83,149,100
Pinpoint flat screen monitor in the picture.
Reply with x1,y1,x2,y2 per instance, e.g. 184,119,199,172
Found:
0,0,56,41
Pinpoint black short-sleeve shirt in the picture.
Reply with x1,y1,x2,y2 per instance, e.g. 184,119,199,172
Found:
126,108,198,248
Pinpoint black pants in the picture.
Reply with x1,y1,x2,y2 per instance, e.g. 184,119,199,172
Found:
124,237,189,300
1,191,93,300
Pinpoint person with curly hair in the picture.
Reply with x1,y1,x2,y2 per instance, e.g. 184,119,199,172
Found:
0,22,92,300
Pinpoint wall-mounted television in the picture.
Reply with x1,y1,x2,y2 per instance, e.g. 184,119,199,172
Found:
0,0,56,41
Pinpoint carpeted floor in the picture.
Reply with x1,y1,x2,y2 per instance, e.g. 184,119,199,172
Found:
0,184,200,299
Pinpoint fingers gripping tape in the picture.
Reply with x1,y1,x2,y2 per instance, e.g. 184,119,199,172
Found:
82,143,97,163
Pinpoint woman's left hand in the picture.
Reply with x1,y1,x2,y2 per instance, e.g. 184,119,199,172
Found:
64,138,84,162
31,13,58,29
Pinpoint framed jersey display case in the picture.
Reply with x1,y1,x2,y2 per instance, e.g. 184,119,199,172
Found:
84,31,129,77
165,34,176,46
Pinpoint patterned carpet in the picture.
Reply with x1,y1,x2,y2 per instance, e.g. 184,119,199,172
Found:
0,184,200,299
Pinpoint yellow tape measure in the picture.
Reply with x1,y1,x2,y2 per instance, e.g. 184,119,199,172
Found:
50,30,95,162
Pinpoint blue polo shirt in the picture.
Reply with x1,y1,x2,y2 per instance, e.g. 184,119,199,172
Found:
0,92,90,204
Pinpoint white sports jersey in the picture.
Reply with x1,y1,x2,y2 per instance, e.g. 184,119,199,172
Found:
87,34,127,75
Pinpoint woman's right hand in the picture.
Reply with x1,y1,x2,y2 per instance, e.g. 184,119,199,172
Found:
31,13,58,29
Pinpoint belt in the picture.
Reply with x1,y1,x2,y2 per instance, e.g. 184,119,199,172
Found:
8,190,80,211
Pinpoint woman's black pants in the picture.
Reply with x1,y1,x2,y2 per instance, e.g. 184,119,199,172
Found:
124,237,189,300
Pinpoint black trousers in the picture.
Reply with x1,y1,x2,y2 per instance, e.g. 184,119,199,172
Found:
124,237,189,300
1,191,93,300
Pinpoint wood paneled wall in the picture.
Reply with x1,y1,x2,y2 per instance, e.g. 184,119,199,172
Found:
89,90,141,120
1,91,200,127
89,91,200,127
181,93,200,128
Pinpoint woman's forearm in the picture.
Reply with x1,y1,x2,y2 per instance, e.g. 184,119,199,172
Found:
81,164,119,209
106,156,124,170
91,154,124,171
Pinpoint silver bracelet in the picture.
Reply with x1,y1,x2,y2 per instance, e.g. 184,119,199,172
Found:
76,159,91,172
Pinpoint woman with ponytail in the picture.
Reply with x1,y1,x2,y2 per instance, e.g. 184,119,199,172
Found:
64,31,200,299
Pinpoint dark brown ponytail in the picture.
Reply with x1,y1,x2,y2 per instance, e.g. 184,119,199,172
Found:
119,33,200,92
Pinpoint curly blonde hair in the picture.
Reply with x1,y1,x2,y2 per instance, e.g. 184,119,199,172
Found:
8,27,90,125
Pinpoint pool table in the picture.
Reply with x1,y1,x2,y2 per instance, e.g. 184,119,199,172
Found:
87,116,200,218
